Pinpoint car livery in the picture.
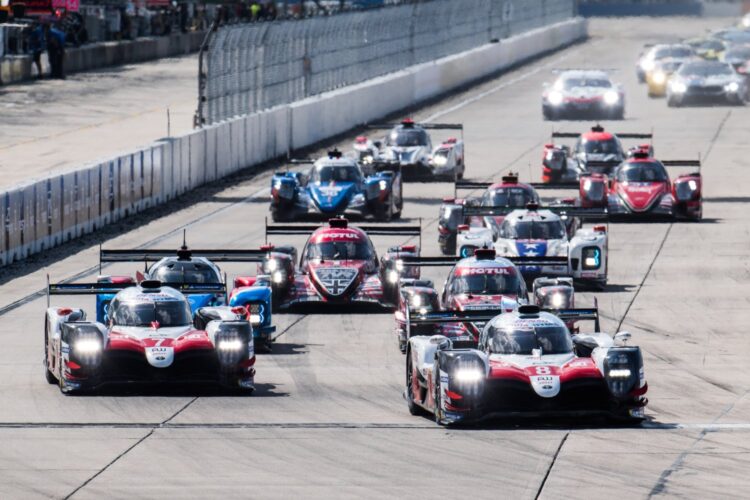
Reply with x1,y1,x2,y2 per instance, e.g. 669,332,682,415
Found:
667,60,746,107
578,152,702,221
542,69,625,120
437,174,541,255
405,305,648,425
252,218,421,311
44,280,256,394
270,150,403,222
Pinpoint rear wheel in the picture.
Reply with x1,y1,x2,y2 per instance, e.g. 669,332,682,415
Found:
405,354,423,416
44,322,57,384
433,364,445,425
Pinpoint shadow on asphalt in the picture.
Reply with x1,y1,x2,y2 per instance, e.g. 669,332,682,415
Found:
70,381,288,398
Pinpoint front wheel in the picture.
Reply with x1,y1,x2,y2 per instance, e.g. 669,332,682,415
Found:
433,364,446,425
406,354,423,416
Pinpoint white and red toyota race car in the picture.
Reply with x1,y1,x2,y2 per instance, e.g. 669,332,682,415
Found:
404,305,648,425
45,280,256,394
256,218,421,311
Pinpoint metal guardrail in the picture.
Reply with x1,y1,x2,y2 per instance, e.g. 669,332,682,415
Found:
195,0,576,126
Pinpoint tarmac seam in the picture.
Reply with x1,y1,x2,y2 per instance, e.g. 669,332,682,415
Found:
535,431,569,500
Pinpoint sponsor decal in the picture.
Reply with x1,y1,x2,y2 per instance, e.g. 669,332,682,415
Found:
314,267,358,296
456,266,511,276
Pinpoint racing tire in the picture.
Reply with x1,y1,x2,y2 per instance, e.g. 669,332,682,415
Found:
375,196,394,222
405,354,424,416
432,363,446,426
667,97,680,108
440,235,457,256
270,210,283,223
44,322,58,384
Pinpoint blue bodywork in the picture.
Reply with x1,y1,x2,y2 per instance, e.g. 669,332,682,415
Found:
229,286,276,344
270,167,399,220
515,240,549,275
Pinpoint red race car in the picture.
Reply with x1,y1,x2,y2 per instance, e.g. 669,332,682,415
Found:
578,150,702,221
252,218,422,311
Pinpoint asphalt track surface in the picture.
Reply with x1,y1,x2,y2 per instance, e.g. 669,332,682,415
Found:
2,17,750,499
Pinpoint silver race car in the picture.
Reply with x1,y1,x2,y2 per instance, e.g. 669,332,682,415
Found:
542,70,625,120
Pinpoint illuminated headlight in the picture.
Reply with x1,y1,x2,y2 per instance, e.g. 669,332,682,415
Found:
362,155,373,164
608,368,632,378
641,59,655,71
272,271,285,284
418,307,428,315
249,314,262,324
547,91,563,105
550,293,565,309
411,294,423,308
671,81,687,93
688,179,697,190
379,180,388,190
582,246,602,270
395,260,404,272
604,91,619,105
455,369,483,383
652,72,666,85
583,178,592,191
387,270,399,284
218,338,244,351
432,155,448,167
725,81,740,93
266,259,278,272
74,338,102,354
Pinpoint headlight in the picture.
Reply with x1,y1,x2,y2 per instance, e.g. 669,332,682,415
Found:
411,294,422,308
379,180,388,190
272,271,285,284
266,259,278,272
396,260,404,272
550,293,565,309
249,314,262,324
671,81,687,93
455,369,483,383
652,72,666,84
547,91,563,105
603,91,619,105
641,59,655,71
74,338,102,354
218,338,244,351
688,179,697,190
387,270,399,284
432,155,448,167
582,246,602,270
362,155,373,164
725,81,740,93
608,368,632,378
583,178,592,191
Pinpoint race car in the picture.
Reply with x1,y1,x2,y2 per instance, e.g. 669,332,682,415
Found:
720,44,750,71
647,58,691,98
404,304,648,425
542,70,625,120
437,174,542,255
352,136,381,169
637,44,696,83
491,206,608,289
44,280,257,394
270,150,403,222
577,151,702,221
364,119,464,181
255,218,421,311
98,242,277,351
542,125,653,183
667,60,746,107
684,37,726,61
392,248,580,352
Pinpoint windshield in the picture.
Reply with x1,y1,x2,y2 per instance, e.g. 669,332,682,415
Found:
655,46,693,59
488,324,573,355
679,62,734,76
452,269,521,295
582,138,620,155
387,129,428,147
311,165,362,183
111,300,192,327
482,188,534,208
306,241,372,261
500,219,566,240
150,261,221,284
617,162,669,182
563,78,611,89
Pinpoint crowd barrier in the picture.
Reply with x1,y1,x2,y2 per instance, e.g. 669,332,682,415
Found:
0,18,586,266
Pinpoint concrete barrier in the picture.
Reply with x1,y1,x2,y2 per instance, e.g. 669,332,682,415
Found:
0,18,587,267
578,2,703,17
0,31,205,86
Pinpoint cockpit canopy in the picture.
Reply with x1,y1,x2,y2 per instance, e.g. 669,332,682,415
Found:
109,298,193,327
485,322,573,355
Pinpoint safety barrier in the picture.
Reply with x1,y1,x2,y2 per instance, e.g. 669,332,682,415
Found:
0,18,586,267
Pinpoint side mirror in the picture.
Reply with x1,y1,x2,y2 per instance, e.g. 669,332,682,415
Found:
614,331,631,345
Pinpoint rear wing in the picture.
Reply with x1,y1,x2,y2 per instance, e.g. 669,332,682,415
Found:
46,279,226,306
405,308,503,340
454,180,580,193
397,255,570,268
461,204,608,220
100,248,268,264
366,123,463,131
552,131,652,139
265,219,422,247
549,307,601,332
662,159,701,174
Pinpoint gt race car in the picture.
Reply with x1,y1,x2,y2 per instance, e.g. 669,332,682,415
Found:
575,152,702,221
542,125,653,183
542,70,625,120
45,280,257,394
461,204,609,289
364,119,465,181
404,305,648,425
98,242,277,350
257,218,422,311
637,44,696,83
667,60,746,107
270,149,403,222
437,174,542,255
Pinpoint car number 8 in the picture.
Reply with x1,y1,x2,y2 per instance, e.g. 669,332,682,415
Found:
535,366,551,375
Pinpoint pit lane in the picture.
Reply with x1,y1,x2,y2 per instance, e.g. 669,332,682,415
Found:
1,16,749,499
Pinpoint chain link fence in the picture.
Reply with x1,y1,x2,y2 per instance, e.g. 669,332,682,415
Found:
197,0,576,126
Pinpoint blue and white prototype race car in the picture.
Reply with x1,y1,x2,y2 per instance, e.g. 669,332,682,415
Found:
270,150,403,222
